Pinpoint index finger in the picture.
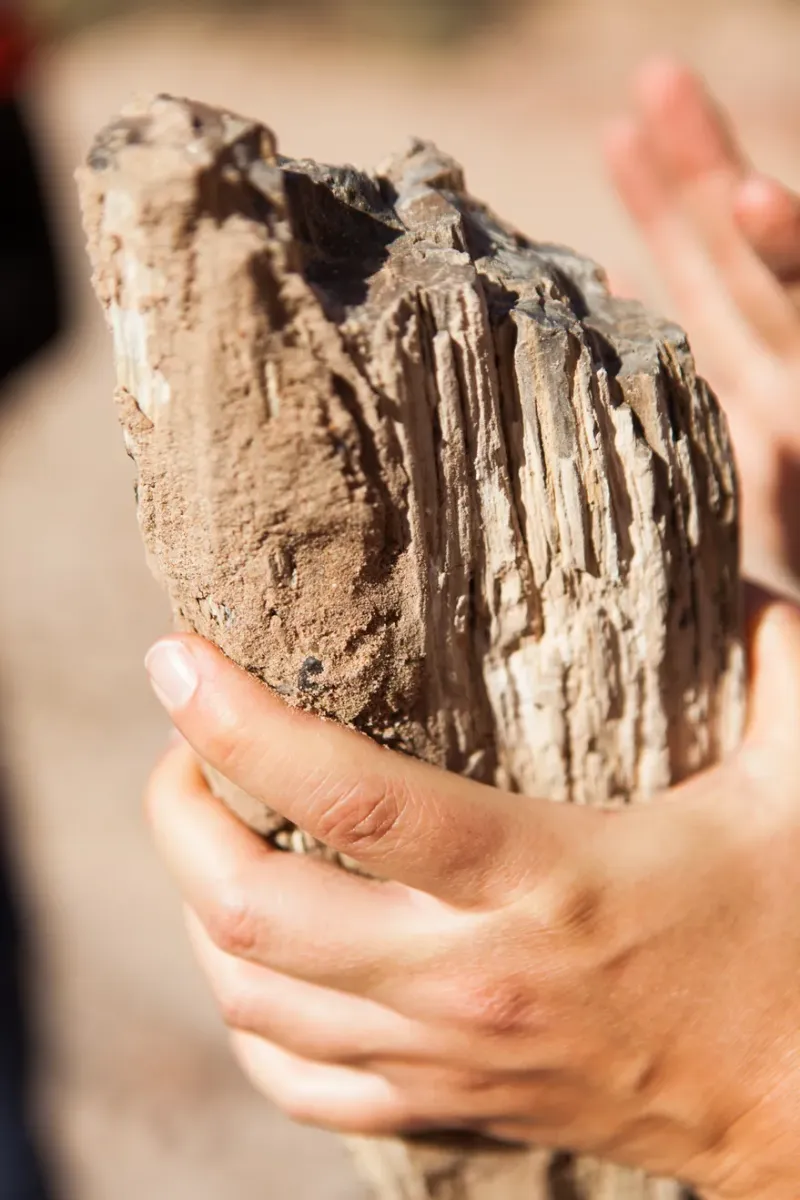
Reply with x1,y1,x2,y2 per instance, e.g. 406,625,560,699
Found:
632,58,747,188
144,634,568,907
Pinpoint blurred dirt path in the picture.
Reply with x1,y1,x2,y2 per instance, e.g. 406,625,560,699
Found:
1,1,799,1196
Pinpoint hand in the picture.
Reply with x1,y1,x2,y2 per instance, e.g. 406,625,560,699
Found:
145,599,800,1200
606,59,800,600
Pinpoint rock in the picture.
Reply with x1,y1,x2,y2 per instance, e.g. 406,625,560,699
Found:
78,95,745,1199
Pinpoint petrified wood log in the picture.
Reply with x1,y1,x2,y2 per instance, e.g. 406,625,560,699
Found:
77,96,746,1200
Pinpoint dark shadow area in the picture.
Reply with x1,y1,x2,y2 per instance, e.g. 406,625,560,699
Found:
546,1152,581,1200
0,759,54,1200
0,102,62,402
283,165,402,312
777,450,800,593
0,93,65,1200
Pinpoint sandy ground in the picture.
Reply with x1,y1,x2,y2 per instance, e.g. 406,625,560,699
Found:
2,1,800,1196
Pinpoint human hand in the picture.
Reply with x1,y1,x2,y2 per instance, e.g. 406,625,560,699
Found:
606,59,800,600
145,599,800,1200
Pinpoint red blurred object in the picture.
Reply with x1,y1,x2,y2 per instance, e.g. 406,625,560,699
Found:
0,9,32,100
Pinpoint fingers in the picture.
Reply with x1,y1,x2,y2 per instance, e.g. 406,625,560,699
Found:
633,60,800,353
145,635,569,906
146,740,435,996
607,58,800,362
605,117,759,392
632,59,800,290
186,910,430,1064
229,1033,534,1138
230,1034,410,1136
631,58,746,188
735,175,800,285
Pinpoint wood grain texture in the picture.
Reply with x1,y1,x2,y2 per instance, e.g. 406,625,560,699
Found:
78,96,746,1199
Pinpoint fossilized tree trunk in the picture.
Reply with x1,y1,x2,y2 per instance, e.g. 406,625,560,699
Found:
77,97,746,1200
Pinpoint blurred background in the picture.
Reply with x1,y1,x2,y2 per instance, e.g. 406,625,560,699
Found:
1,0,800,1197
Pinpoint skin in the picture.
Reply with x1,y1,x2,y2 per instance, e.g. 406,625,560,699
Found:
144,59,800,1199
147,597,800,1200
605,57,800,600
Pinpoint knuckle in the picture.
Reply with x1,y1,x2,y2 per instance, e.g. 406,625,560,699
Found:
279,1089,320,1128
143,742,209,832
310,771,408,855
206,884,261,959
203,713,248,779
215,977,255,1032
142,748,178,825
533,868,604,943
450,976,536,1040
456,1069,499,1096
229,1038,312,1121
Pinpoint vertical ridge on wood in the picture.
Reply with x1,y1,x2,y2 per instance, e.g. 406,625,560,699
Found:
78,96,745,1199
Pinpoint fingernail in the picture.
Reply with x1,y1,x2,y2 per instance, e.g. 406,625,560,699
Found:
145,641,199,711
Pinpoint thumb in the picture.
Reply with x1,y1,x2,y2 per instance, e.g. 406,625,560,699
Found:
744,597,800,751
143,634,570,907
